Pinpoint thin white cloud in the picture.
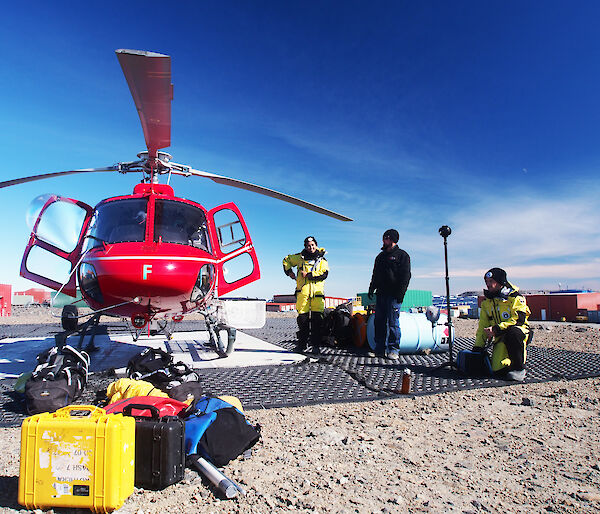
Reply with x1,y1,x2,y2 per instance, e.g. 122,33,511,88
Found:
412,185,600,286
417,259,600,280
450,195,600,260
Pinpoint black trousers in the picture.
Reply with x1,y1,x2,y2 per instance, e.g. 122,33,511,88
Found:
496,325,531,374
297,311,324,350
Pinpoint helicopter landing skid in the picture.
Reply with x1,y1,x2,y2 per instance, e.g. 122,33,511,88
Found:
54,313,103,352
205,315,236,358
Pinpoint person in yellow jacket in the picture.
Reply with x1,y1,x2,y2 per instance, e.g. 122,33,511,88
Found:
282,236,329,354
473,267,532,381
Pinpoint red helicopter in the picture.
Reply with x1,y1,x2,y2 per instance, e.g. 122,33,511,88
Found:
1,49,351,355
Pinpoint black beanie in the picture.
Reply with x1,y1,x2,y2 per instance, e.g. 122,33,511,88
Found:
484,267,508,286
304,236,317,246
382,229,399,243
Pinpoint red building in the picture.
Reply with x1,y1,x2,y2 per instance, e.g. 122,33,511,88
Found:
0,284,11,317
525,292,600,322
477,291,600,322
14,288,51,305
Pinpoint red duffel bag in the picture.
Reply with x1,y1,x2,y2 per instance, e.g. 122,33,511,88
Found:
104,396,190,417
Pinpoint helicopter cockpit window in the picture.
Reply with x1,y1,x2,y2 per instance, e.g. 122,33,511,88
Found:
83,198,147,251
154,199,210,252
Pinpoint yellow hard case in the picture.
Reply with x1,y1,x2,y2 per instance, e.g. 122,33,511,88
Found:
18,405,135,512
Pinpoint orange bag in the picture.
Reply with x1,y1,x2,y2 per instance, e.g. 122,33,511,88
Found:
351,313,367,347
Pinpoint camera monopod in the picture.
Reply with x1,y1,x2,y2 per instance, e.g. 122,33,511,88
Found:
436,225,458,370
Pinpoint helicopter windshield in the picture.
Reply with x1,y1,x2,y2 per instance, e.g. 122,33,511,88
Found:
83,198,148,250
154,199,211,252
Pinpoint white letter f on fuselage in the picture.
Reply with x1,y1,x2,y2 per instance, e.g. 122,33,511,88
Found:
142,264,152,280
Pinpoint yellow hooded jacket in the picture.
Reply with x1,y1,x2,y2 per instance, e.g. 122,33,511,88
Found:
282,247,329,313
474,284,530,371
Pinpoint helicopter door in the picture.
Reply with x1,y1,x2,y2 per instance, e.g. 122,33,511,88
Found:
21,195,93,296
206,202,260,296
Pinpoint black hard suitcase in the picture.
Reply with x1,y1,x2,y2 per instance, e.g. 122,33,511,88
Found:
457,349,492,376
122,403,185,490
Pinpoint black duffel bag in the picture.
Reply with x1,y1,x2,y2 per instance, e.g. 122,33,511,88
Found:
25,345,90,414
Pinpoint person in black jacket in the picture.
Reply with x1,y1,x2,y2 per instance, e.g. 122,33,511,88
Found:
368,229,411,360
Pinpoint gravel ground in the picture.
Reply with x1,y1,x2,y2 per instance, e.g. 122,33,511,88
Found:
1,308,599,513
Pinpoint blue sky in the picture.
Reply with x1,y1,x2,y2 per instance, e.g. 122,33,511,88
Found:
1,1,599,300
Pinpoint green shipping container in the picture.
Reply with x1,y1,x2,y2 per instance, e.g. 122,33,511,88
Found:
357,290,432,311
50,290,87,308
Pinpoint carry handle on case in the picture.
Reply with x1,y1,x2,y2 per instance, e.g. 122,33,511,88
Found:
55,405,107,418
122,403,161,419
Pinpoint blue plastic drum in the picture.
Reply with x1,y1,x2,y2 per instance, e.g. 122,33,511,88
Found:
366,311,451,353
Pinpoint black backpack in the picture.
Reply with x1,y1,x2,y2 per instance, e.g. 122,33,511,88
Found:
199,407,261,467
25,345,90,414
322,302,353,347
185,397,261,467
127,347,200,391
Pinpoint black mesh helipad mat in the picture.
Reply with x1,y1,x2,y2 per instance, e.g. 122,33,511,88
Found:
1,317,600,427
243,318,600,396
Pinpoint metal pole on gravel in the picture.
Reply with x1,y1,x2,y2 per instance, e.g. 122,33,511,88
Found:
436,225,458,371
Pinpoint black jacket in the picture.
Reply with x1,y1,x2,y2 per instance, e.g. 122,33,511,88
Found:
369,245,411,301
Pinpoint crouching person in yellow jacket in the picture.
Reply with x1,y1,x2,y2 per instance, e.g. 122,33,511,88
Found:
283,236,329,354
473,268,532,382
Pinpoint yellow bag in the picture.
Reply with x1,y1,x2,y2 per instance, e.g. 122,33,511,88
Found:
106,378,168,403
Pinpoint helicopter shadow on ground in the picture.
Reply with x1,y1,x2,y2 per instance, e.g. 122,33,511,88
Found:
0,331,160,421
318,343,490,384
331,349,506,391
166,333,305,368
0,329,155,379
0,336,68,379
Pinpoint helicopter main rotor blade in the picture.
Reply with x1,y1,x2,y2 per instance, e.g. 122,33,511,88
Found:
171,167,353,221
0,167,119,189
116,49,173,159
